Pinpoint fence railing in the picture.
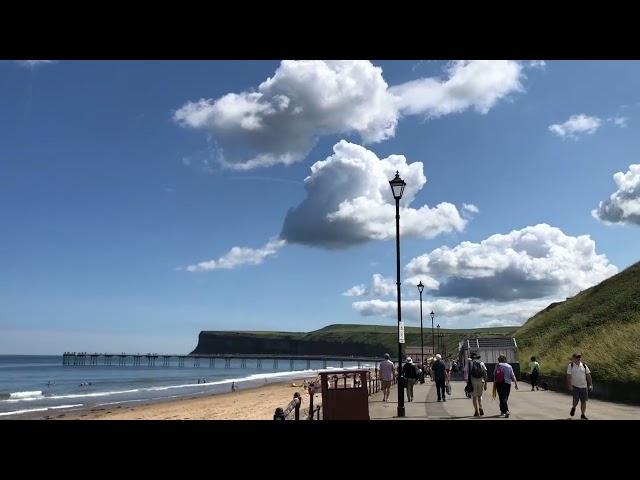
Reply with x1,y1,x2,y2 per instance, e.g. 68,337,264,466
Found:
273,368,401,420
274,392,302,420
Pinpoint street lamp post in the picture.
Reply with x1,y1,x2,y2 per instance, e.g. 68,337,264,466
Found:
417,281,424,367
430,311,435,357
389,171,406,418
437,324,441,354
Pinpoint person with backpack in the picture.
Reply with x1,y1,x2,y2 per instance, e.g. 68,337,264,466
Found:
529,356,541,391
492,354,519,418
431,354,447,402
402,357,419,402
467,352,488,416
566,352,592,420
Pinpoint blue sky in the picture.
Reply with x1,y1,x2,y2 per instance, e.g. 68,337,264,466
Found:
2,60,640,354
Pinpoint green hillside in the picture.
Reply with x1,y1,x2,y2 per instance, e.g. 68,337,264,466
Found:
213,323,517,357
515,261,640,383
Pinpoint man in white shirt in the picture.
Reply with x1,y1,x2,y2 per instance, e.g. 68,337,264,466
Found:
566,352,592,420
379,353,395,402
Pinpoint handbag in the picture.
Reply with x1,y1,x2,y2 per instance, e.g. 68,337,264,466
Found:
446,384,452,395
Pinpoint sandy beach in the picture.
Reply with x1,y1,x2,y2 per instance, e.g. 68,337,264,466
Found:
33,377,318,420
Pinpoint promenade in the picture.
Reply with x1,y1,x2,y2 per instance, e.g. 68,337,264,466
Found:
369,379,640,420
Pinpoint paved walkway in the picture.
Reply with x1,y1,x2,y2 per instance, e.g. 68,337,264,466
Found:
369,379,640,420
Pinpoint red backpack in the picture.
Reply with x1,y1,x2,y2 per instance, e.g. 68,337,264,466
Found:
494,364,505,383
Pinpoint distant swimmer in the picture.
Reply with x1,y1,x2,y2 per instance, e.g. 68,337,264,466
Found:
231,382,236,392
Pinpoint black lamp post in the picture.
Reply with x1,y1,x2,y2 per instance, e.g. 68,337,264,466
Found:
437,324,441,354
417,281,424,367
430,311,435,358
389,171,406,418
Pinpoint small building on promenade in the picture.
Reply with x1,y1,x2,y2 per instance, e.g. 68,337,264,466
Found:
458,337,520,380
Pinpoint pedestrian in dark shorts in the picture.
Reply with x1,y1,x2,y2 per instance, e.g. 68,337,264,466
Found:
566,352,592,420
529,356,540,391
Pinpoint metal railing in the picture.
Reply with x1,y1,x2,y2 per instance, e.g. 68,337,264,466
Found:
274,392,302,420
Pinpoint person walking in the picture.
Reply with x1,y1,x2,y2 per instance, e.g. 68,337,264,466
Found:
529,356,541,391
467,352,488,416
402,357,418,402
431,354,447,402
567,352,592,420
492,354,519,418
379,353,395,402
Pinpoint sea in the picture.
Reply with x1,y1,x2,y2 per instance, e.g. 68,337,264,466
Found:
0,355,369,418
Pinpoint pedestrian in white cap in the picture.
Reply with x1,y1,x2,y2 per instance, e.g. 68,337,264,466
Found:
402,357,418,402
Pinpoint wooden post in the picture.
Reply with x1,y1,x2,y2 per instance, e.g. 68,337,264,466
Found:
294,393,300,420
308,387,314,420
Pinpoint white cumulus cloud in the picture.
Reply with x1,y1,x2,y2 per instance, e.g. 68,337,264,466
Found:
610,116,628,128
372,274,397,297
174,60,527,170
280,140,467,248
185,238,286,272
390,60,524,117
478,319,522,327
343,285,367,297
174,60,398,170
352,297,552,326
548,114,602,138
462,203,479,214
592,164,640,225
528,60,546,69
405,224,618,301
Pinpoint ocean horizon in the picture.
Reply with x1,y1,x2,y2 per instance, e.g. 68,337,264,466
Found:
0,355,370,418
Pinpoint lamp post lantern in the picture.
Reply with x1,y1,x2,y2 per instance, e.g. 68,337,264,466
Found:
417,281,424,367
389,171,406,418
430,311,435,358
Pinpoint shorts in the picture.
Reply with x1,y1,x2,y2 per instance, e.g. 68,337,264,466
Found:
572,386,588,402
471,378,485,397
382,380,392,389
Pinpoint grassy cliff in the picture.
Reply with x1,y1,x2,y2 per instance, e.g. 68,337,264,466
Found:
515,261,640,383
193,323,517,357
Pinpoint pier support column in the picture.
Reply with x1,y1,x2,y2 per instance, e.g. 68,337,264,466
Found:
257,359,262,369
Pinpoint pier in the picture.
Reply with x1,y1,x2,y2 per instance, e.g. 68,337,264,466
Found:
61,352,382,369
